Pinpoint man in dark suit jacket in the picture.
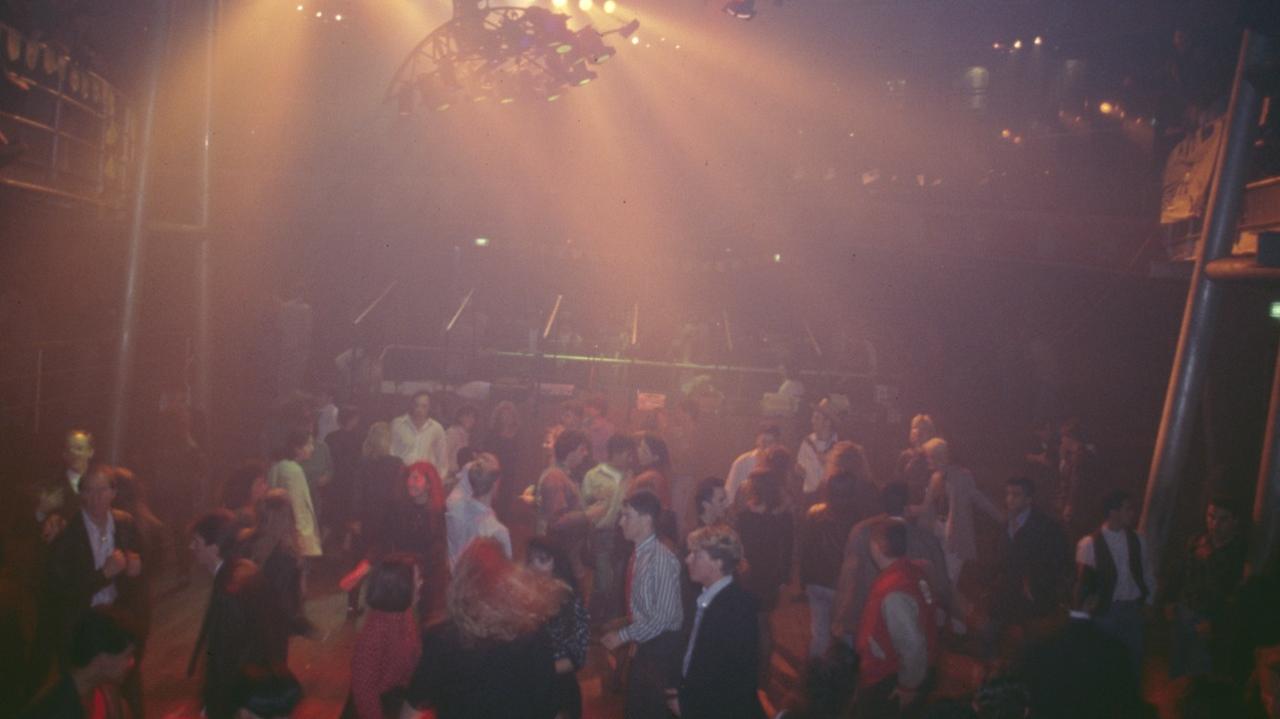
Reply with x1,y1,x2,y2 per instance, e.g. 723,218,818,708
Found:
33,429,97,543
188,510,280,719
675,525,765,719
988,477,1070,636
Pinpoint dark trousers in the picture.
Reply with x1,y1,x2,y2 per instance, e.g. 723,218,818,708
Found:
625,630,683,719
1095,599,1144,676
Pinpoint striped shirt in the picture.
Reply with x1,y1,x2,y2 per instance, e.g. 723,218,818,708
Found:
617,534,683,644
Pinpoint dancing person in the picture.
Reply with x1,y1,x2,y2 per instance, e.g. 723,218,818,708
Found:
800,471,864,659
896,415,936,504
18,608,137,719
851,518,938,719
724,425,782,505
344,422,404,614
675,524,765,719
33,429,96,542
911,438,1001,585
583,433,635,621
583,394,615,463
796,399,840,509
222,460,268,528
444,405,479,478
602,491,684,719
1165,494,1246,678
347,554,421,719
446,463,510,567
402,538,562,719
390,391,448,472
266,427,322,561
527,537,590,719
735,469,793,688
241,490,308,661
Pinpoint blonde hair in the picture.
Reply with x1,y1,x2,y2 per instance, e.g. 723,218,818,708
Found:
922,437,950,466
362,422,392,459
448,538,565,644
687,524,743,575
825,440,873,484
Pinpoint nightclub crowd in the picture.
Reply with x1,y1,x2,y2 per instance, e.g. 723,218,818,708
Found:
5,377,1280,719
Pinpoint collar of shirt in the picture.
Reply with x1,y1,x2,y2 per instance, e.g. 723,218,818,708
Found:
67,468,83,493
634,533,657,555
596,463,625,483
809,432,836,452
696,575,733,610
82,508,114,542
1009,507,1031,536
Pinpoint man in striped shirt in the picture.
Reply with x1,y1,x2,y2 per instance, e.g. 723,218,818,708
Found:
602,491,684,719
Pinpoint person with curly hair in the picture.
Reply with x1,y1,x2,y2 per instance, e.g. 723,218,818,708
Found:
402,538,564,719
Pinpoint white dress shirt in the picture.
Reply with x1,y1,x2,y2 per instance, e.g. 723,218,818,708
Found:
390,414,448,471
83,510,119,607
1075,527,1157,604
796,432,837,495
724,450,759,505
446,494,511,568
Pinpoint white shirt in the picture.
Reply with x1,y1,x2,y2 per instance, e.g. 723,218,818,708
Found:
445,494,511,568
316,403,339,443
68,468,83,494
683,575,733,676
390,414,448,471
724,450,759,504
1075,527,1156,604
444,425,470,477
796,432,837,495
83,510,118,607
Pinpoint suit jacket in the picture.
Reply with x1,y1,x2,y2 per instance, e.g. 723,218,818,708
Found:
192,558,279,719
992,509,1070,621
678,580,766,719
42,509,144,653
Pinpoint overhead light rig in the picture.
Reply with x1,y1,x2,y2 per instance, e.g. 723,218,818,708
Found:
387,0,639,112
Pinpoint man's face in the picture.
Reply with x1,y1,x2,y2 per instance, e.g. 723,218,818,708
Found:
411,395,431,423
296,435,316,462
701,488,729,524
812,411,832,436
1110,500,1135,529
81,471,115,518
619,506,651,542
567,444,590,470
1005,485,1031,516
406,470,429,502
190,536,220,573
1206,504,1237,542
64,432,94,473
685,548,720,587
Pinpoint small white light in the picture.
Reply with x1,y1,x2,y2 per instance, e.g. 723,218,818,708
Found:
296,4,304,10
474,237,490,247
603,0,617,12
1033,36,1043,45
577,0,592,11
1012,39,1022,49
315,10,322,17
335,13,343,20
630,35,639,45
773,253,782,263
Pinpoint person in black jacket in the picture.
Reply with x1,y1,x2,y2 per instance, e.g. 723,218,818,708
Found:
19,607,138,719
984,477,1070,655
675,524,765,719
188,510,283,719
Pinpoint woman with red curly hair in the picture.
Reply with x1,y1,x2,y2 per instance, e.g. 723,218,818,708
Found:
341,461,449,622
402,538,565,719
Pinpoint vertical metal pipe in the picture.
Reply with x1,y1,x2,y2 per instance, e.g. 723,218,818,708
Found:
33,347,43,435
194,0,218,444
108,0,173,463
1252,341,1280,572
1140,31,1267,570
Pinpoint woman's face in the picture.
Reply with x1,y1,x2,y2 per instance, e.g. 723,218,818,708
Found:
406,470,428,501
528,550,554,576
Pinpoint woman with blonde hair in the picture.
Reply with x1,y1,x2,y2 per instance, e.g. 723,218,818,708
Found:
402,538,564,719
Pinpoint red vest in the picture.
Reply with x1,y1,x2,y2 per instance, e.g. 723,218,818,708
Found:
855,559,938,688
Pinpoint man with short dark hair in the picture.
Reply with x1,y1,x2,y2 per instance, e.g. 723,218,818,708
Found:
583,395,615,464
1165,494,1246,678
1074,489,1156,674
986,477,1070,654
675,525,765,719
189,510,279,719
445,463,510,567
851,518,937,718
390,391,448,471
34,429,97,542
18,608,137,719
602,491,683,719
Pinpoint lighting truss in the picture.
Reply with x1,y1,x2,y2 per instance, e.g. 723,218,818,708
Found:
386,1,639,112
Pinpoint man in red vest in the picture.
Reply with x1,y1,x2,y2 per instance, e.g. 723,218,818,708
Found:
853,518,939,718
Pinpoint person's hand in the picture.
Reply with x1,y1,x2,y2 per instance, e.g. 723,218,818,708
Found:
102,550,127,578
665,690,681,716
601,631,624,651
339,561,370,593
890,686,917,710
41,514,66,543
125,551,143,577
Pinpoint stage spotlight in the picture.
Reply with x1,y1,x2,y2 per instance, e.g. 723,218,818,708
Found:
316,10,323,17
474,237,491,247
1012,39,1022,49
631,35,639,44
335,14,343,21
553,0,568,7
575,27,616,63
603,0,617,12
578,0,593,11
1098,101,1115,115
296,4,304,10
722,0,755,20
1033,35,1043,45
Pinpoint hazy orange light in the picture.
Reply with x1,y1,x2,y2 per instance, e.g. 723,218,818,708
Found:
1098,101,1115,115
1000,128,1011,138
315,10,322,17
1033,36,1043,45
630,35,639,45
335,14,343,21
578,0,593,11
553,0,568,8
296,4,304,10
603,0,617,12
1012,39,1022,49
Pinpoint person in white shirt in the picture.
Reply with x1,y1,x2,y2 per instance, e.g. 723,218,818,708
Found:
1074,489,1156,674
796,399,840,506
445,463,511,568
267,428,323,558
390,391,448,472
724,425,782,506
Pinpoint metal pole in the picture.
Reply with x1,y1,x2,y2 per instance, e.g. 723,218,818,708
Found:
1252,341,1280,572
108,0,172,463
1140,30,1267,570
194,0,218,435
33,348,43,435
